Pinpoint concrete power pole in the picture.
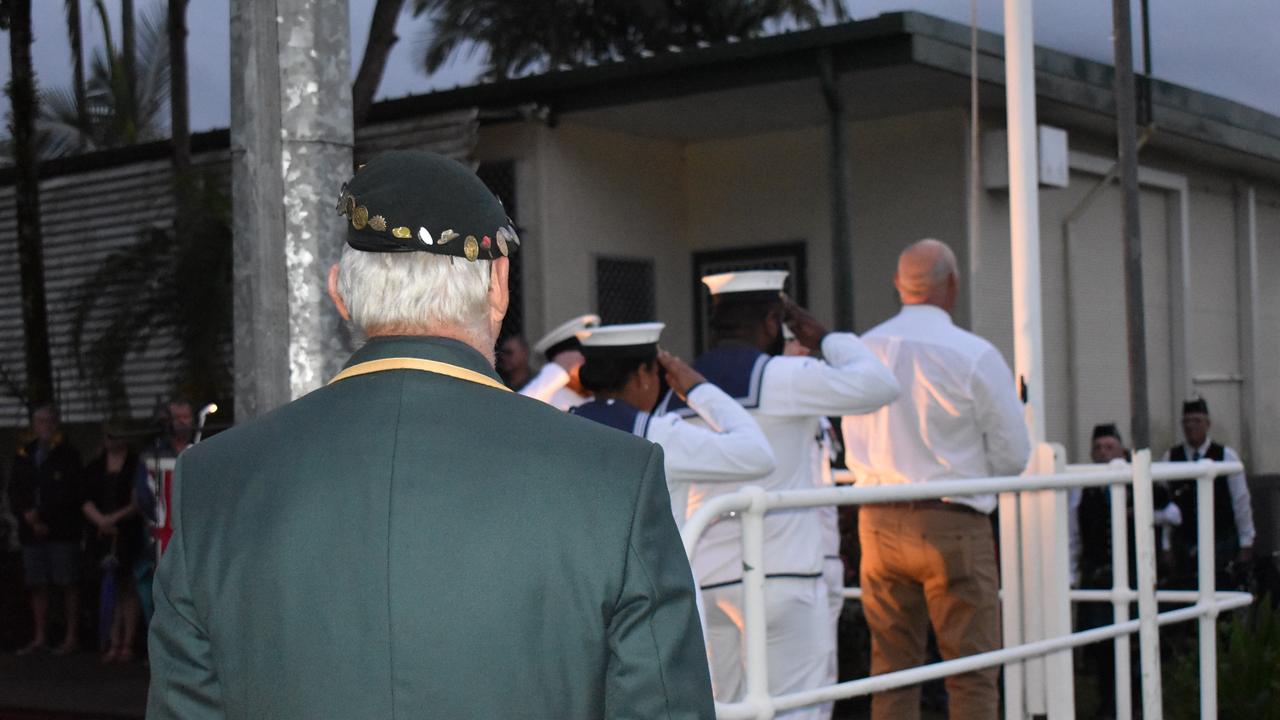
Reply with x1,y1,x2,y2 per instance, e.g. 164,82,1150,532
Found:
230,0,355,420
1112,0,1150,450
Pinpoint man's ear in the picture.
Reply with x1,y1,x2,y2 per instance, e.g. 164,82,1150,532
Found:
328,263,351,322
489,256,510,328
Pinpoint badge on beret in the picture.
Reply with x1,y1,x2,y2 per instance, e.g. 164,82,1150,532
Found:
336,150,520,262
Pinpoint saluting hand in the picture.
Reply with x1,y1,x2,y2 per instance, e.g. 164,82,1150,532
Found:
552,349,585,374
781,294,829,351
657,349,706,402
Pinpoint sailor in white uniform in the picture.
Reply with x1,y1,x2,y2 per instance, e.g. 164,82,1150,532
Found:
519,313,599,411
656,271,899,718
569,323,776,529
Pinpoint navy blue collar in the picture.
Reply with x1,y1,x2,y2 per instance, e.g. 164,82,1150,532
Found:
570,398,652,438
658,344,770,416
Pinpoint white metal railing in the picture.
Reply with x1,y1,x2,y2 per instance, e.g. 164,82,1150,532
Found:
681,452,1254,720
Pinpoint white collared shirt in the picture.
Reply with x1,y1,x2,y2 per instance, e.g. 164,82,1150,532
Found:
1161,439,1255,548
841,304,1032,514
518,362,590,411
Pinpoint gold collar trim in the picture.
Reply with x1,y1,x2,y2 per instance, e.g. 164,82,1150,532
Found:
329,357,511,393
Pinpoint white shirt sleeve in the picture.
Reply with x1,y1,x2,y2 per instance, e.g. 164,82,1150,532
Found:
1222,447,1255,548
1153,502,1182,527
969,348,1032,477
518,363,569,404
647,383,776,483
758,332,900,418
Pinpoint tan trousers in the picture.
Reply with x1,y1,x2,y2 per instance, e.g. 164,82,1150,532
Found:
858,504,1000,720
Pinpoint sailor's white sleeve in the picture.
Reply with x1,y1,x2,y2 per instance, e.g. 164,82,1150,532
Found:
518,363,570,404
647,384,775,484
1223,447,1256,548
758,332,899,418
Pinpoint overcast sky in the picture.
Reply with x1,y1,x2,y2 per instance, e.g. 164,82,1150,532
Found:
2,0,1275,134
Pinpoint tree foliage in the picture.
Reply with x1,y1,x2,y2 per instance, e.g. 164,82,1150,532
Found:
70,174,233,418
38,0,170,157
1166,596,1280,720
411,0,848,80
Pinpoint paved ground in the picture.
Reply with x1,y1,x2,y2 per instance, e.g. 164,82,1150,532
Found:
0,650,146,720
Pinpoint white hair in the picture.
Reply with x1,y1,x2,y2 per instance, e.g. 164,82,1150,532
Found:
337,246,492,338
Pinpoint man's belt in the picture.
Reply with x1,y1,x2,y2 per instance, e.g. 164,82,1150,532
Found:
866,499,983,515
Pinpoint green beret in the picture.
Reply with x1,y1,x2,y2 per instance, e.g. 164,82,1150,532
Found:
336,150,519,261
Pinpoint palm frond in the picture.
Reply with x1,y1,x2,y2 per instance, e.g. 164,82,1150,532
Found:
71,172,232,416
412,0,845,79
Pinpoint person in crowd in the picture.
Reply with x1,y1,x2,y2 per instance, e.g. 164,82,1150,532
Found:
571,322,775,528
842,239,1031,720
519,313,599,410
81,421,145,663
1162,398,1255,585
134,396,198,622
1069,422,1179,718
657,270,899,719
495,333,532,389
147,150,713,719
9,404,84,656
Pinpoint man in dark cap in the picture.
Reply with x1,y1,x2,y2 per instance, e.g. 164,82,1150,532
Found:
1162,398,1255,585
1069,423,1180,718
146,151,714,719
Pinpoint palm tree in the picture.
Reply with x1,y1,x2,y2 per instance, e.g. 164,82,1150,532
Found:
64,0,90,150
63,0,231,418
167,0,189,174
39,0,170,155
411,0,848,80
353,0,408,128
1,0,55,409
70,179,233,417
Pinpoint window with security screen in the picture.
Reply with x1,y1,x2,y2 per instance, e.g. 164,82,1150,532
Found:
596,257,656,324
477,161,522,340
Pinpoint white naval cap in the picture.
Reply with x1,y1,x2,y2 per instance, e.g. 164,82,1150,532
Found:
578,322,665,351
533,313,601,357
701,269,789,296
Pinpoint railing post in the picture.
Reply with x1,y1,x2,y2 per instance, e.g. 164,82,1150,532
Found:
1019,487,1047,715
1109,474,1133,720
1131,450,1163,719
1196,464,1218,720
740,486,775,720
999,491,1025,720
1041,445,1076,719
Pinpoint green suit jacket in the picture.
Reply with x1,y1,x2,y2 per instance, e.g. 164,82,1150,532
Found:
146,336,714,719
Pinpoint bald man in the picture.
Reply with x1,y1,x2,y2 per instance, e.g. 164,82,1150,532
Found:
842,239,1030,720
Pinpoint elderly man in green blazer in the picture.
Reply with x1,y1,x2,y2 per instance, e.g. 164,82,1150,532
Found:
146,151,715,719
